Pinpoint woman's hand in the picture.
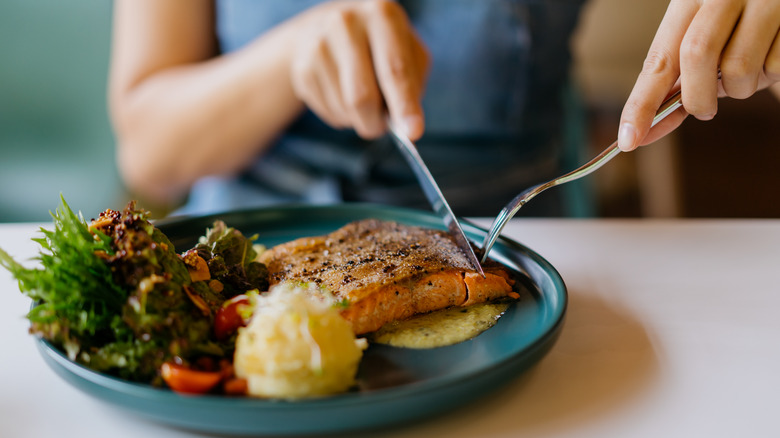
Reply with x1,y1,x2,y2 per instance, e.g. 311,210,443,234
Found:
290,0,430,140
618,0,780,151
109,0,427,205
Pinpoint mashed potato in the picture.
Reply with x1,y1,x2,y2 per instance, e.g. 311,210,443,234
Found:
233,283,366,399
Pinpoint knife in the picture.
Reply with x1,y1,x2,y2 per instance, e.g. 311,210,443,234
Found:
387,119,485,277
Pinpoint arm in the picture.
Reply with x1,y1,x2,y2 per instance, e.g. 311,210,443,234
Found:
109,0,428,206
109,0,304,205
617,0,780,151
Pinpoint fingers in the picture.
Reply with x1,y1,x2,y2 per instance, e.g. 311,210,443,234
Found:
766,30,780,82
618,0,698,151
290,1,428,140
679,0,742,120
291,38,350,129
719,1,780,99
329,10,385,138
619,0,775,151
363,0,428,140
621,0,780,152
316,42,351,128
632,78,690,146
636,110,688,146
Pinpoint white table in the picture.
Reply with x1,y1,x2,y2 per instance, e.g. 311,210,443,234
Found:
2,219,779,438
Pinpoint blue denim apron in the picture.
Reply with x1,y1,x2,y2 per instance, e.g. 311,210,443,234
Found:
180,0,586,217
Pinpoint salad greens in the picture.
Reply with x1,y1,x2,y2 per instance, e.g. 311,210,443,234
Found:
193,220,269,298
0,196,269,384
0,197,127,360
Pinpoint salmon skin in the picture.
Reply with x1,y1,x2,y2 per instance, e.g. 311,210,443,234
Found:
258,219,515,334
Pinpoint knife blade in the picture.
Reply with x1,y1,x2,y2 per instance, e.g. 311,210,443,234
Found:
387,119,485,277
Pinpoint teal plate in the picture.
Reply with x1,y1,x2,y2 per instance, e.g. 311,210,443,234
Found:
36,204,567,436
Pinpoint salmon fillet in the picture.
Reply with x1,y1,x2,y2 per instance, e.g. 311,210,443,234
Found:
258,219,515,334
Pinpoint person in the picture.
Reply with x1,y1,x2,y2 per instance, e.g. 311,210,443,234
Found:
108,0,780,218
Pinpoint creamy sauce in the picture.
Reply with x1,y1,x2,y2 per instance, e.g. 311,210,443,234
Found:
368,302,510,349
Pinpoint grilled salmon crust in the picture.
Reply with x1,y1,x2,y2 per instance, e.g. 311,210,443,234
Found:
258,219,515,334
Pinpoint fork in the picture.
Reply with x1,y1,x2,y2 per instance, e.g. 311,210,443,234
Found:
480,90,684,263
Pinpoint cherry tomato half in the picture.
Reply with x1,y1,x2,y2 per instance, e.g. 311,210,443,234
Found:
214,294,251,341
160,362,223,394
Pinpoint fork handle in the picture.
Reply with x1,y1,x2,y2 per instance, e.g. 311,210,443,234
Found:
556,89,683,186
652,90,683,128
479,90,684,262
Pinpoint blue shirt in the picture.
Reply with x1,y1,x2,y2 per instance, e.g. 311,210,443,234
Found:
181,0,586,217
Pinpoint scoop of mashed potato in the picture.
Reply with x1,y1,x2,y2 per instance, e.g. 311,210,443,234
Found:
234,283,366,399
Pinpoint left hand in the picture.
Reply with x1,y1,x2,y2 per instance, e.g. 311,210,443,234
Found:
618,0,780,151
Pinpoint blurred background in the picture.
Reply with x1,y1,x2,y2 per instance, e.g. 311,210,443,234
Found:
1,0,778,223
0,1,122,222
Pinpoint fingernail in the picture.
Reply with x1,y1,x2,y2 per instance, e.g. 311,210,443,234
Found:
618,122,637,151
401,115,424,140
698,112,716,121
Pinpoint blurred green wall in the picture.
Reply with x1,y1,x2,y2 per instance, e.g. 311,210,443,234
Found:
0,1,126,222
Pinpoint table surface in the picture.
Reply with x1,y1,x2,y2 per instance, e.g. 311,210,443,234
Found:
2,218,779,438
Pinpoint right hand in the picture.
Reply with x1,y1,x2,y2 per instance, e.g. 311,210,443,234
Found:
617,0,780,152
290,0,430,140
